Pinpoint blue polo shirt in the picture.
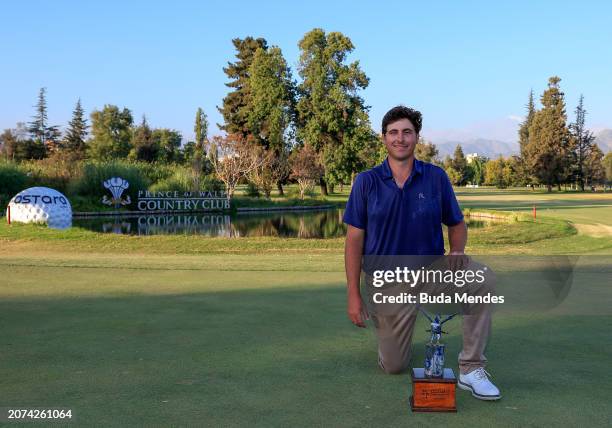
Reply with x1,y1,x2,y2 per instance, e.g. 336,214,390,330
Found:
343,158,463,255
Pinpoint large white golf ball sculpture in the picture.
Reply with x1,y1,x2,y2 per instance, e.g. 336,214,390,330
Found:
7,187,72,229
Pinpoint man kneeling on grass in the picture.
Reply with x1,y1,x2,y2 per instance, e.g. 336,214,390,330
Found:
343,105,501,401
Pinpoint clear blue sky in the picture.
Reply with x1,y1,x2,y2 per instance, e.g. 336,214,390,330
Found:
2,0,611,145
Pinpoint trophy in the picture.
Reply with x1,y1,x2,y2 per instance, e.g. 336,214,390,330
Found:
410,308,458,412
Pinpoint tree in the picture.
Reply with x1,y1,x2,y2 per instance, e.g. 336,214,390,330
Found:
14,122,28,141
27,87,61,157
45,125,63,153
445,166,461,186
181,141,196,163
194,108,208,156
355,129,384,173
28,87,49,143
519,90,536,159
569,95,597,191
603,152,612,186
193,107,209,185
321,110,378,191
15,139,46,160
415,139,439,163
212,134,263,199
483,156,519,188
88,105,134,160
515,90,536,185
503,156,520,187
526,77,571,192
218,37,268,141
0,129,18,161
484,157,505,187
130,116,157,162
153,129,182,162
246,46,295,194
296,28,369,195
63,98,88,155
467,155,486,186
208,139,218,167
290,144,324,199
248,145,290,198
452,144,468,185
247,47,294,151
583,144,605,188
2,124,46,162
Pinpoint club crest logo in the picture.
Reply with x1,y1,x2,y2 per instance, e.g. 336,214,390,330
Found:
102,177,131,208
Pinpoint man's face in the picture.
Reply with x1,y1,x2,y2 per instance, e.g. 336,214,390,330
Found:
383,118,418,162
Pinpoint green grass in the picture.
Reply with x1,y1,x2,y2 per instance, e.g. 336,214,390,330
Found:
1,187,611,426
0,255,610,426
456,187,612,226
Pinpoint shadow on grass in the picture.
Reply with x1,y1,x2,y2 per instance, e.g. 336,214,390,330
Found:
1,284,611,426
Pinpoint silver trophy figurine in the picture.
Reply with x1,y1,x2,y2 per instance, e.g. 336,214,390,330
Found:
419,308,458,378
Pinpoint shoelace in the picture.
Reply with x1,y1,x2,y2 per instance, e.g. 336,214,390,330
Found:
473,367,492,381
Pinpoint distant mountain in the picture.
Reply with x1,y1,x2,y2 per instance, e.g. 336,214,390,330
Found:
427,129,611,160
432,139,519,159
594,129,612,153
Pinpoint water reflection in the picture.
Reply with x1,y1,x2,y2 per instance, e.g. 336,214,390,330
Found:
73,209,347,238
73,210,493,238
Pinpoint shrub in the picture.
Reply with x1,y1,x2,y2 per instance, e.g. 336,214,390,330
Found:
0,161,29,207
68,161,151,203
20,152,83,194
134,161,178,185
245,181,260,197
149,169,224,193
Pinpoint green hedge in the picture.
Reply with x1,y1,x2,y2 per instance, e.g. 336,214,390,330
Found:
0,161,29,207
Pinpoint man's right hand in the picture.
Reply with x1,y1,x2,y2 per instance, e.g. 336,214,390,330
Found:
345,224,367,327
347,292,369,328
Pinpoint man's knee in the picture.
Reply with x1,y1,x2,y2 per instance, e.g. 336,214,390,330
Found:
380,358,409,374
378,349,411,374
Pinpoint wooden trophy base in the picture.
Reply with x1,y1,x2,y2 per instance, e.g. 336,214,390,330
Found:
410,368,457,412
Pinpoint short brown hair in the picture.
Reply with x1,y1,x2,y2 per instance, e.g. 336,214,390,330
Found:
382,105,422,135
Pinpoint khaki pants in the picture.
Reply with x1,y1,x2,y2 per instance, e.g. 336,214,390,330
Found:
364,258,494,375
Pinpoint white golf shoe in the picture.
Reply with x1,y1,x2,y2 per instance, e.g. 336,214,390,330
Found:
458,367,501,400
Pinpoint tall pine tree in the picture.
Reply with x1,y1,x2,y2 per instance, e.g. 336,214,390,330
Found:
28,87,49,143
27,87,60,156
194,107,208,156
569,95,596,191
526,77,571,192
518,90,535,159
452,144,468,185
218,37,268,141
130,115,157,162
515,90,536,185
193,107,209,188
64,98,88,155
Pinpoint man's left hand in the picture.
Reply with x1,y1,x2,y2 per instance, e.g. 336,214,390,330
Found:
448,251,470,271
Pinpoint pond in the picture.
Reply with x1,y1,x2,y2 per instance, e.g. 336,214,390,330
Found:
72,209,497,238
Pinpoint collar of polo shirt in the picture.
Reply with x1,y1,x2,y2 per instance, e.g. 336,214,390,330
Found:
378,157,424,181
